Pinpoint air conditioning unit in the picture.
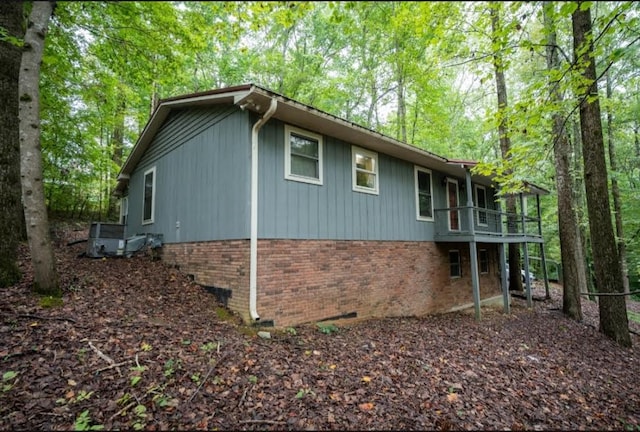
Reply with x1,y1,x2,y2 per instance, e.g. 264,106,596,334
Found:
85,222,163,258
86,222,126,258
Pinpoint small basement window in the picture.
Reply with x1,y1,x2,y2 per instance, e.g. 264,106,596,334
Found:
449,250,461,278
479,249,489,274
285,125,323,185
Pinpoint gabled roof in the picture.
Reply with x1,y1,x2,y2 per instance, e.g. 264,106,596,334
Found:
114,83,546,196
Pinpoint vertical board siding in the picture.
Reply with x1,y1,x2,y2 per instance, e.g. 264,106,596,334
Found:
258,119,441,241
126,106,251,242
126,105,499,244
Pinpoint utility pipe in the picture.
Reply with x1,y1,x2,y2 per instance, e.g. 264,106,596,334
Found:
249,98,277,321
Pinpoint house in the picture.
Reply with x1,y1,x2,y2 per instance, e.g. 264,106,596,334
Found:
114,83,548,328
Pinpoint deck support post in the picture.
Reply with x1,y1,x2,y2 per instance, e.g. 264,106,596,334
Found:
519,193,532,308
499,242,510,314
536,194,551,299
464,168,481,321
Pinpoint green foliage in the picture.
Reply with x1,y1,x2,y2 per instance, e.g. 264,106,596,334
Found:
316,322,339,335
295,388,315,399
39,296,64,308
2,371,18,392
200,342,218,353
163,359,180,377
73,410,104,431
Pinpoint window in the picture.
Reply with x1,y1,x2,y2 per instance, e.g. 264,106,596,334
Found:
475,184,488,226
449,250,461,278
414,167,433,221
479,249,489,274
352,146,378,194
120,196,128,225
285,125,323,185
142,167,156,224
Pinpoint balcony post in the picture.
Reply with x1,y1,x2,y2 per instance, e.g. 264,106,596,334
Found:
499,242,510,314
520,192,532,307
465,168,481,320
536,194,551,299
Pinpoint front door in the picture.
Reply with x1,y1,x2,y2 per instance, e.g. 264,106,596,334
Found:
447,179,460,231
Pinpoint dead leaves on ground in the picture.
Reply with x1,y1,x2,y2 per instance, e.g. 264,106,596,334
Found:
1,233,639,430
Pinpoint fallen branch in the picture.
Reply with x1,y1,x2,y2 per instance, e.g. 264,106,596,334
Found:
18,314,76,324
88,341,115,366
579,290,640,297
96,360,132,374
186,350,229,405
239,420,287,425
110,401,136,421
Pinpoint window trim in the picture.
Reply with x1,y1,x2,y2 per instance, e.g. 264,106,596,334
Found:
474,184,488,227
284,125,323,185
352,146,379,195
414,166,434,221
479,249,489,274
142,166,156,225
449,249,461,278
446,178,460,232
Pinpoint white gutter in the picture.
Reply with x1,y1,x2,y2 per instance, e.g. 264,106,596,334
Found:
249,97,277,321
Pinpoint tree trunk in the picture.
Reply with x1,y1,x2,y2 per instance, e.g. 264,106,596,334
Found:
0,1,24,287
18,0,60,297
571,117,595,298
572,4,630,347
605,72,629,294
543,3,584,321
490,3,522,292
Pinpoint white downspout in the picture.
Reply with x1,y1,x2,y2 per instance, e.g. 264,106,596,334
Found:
249,98,277,321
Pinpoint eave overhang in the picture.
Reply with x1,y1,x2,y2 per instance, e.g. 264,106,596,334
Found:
113,83,545,197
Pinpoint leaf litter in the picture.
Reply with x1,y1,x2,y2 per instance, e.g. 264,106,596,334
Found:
1,225,639,430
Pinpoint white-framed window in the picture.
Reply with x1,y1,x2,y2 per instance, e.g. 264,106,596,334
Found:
352,146,378,194
475,184,488,226
284,125,323,185
479,249,489,274
449,250,461,278
142,166,156,225
120,196,128,225
414,166,433,221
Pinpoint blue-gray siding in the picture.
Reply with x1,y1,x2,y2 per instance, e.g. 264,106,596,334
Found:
258,119,495,241
126,106,252,242
125,106,498,243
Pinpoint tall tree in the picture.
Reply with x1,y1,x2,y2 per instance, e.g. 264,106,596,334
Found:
0,1,24,287
572,2,630,346
605,71,629,294
543,2,584,321
19,0,59,296
490,2,523,292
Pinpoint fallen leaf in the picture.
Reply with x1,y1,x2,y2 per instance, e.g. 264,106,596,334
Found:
358,402,374,411
447,392,459,403
361,376,372,383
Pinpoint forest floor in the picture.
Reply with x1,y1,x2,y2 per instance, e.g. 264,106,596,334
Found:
1,222,639,431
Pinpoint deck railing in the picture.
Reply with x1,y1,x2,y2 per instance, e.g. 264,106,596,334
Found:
433,206,542,241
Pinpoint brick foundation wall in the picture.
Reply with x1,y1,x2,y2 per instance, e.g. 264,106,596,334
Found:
161,239,502,328
258,240,501,327
161,240,251,321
